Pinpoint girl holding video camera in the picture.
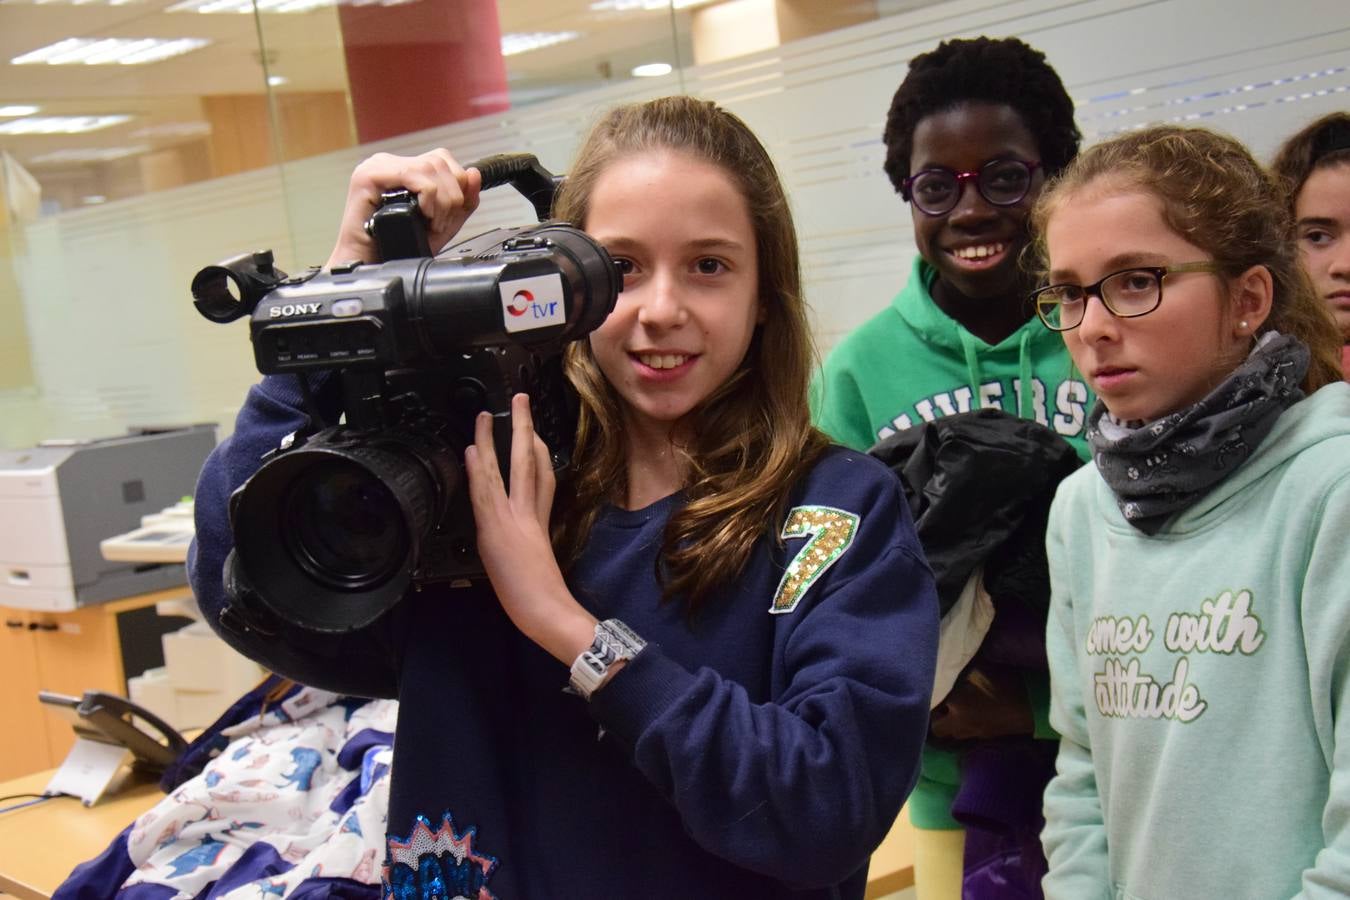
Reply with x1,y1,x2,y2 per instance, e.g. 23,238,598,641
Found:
190,96,938,899
1034,125,1350,898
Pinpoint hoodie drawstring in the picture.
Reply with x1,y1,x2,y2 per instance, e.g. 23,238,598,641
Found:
959,327,1035,421
959,329,982,408
1017,330,1033,420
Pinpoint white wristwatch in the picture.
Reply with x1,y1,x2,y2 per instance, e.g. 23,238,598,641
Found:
569,618,647,700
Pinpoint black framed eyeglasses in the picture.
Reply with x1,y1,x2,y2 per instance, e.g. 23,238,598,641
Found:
1031,262,1223,332
901,159,1041,216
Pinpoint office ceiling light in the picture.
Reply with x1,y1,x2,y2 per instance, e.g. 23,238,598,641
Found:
12,37,210,66
169,0,320,12
0,105,41,117
500,32,582,56
0,115,131,135
166,0,415,12
631,62,672,77
0,0,141,5
589,0,715,11
128,121,211,139
268,75,288,86
29,146,150,165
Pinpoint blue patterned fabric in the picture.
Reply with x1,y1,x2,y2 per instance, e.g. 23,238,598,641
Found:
55,686,395,900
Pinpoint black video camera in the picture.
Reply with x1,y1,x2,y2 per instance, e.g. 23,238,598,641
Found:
191,154,621,633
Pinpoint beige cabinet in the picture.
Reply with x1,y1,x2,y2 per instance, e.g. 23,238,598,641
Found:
0,587,190,780
0,609,49,779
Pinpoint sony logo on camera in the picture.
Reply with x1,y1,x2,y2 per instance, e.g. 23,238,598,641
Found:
268,302,323,319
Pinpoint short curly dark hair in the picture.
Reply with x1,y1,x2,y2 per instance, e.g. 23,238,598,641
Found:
882,36,1081,195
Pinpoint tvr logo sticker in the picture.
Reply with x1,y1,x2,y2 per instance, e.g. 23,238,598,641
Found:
505,289,533,317
500,274,565,332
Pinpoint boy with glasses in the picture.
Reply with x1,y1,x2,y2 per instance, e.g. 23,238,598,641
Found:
812,36,1089,900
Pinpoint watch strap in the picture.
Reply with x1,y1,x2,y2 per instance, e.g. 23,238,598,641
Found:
568,619,646,700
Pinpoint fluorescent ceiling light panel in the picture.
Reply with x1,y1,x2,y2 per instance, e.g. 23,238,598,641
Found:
128,121,211,139
589,0,714,11
0,115,132,135
500,31,582,56
632,62,672,77
0,0,142,5
12,37,209,65
0,105,42,117
29,146,150,165
167,0,414,12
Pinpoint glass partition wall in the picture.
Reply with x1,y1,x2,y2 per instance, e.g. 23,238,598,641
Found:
0,0,887,446
2,0,1347,448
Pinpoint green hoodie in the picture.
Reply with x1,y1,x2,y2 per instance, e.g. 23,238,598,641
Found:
812,256,1092,457
811,257,1092,829
1043,381,1350,899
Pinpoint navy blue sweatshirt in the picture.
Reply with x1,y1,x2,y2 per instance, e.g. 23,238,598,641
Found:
189,374,938,899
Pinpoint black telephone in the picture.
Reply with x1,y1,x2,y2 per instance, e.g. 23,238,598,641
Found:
38,690,189,772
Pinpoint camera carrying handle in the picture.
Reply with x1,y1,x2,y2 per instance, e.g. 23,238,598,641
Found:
365,154,563,263
471,153,565,222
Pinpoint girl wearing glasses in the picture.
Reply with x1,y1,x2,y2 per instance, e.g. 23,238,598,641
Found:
1035,126,1349,899
814,36,1088,900
813,37,1088,455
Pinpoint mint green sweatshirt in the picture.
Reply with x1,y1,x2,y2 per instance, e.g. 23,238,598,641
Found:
1043,381,1350,899
812,256,1093,829
812,257,1092,458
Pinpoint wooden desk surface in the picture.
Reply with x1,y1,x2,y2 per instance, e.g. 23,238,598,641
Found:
866,808,916,898
0,763,913,899
0,767,164,900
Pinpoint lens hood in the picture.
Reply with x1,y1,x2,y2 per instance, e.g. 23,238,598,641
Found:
228,438,435,632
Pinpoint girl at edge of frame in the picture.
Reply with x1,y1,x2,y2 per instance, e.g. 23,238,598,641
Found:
1032,124,1350,899
1270,110,1350,378
186,95,940,900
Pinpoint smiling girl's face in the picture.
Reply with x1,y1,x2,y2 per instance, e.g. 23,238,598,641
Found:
908,101,1045,303
584,149,763,444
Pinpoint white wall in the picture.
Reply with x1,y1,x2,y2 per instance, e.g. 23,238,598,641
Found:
2,0,1346,447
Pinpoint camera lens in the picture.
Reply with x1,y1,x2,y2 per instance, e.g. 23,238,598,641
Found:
282,459,408,590
230,439,439,632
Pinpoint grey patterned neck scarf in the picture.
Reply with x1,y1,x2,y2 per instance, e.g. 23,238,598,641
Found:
1087,332,1310,535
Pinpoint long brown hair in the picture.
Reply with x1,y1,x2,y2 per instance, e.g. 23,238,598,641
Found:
551,96,831,614
1030,125,1342,393
1270,111,1350,204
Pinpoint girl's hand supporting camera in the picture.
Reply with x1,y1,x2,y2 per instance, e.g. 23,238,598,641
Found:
326,148,482,269
465,394,599,670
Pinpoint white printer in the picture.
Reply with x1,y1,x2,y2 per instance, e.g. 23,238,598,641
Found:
0,425,216,611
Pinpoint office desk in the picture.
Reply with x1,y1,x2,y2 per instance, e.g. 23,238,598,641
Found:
0,766,163,899
866,810,916,898
0,763,914,900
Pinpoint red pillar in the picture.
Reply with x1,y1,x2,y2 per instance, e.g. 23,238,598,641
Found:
338,0,510,144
